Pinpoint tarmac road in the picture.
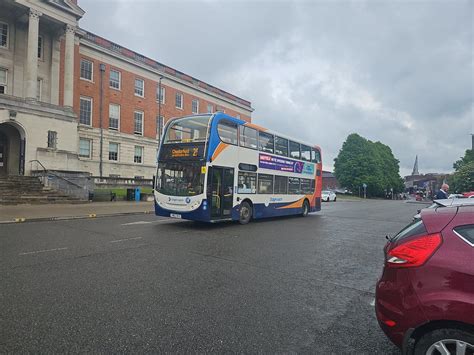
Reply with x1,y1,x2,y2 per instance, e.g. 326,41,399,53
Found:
0,199,420,353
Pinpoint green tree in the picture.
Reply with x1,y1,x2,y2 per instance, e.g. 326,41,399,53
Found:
449,149,474,192
334,133,404,197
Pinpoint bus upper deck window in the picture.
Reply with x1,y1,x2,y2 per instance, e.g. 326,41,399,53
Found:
289,141,300,160
239,126,258,149
259,132,274,154
301,145,311,162
311,148,321,163
217,120,238,145
275,136,288,156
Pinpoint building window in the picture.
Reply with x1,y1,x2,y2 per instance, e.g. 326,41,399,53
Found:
79,138,92,158
37,36,43,60
80,59,93,81
134,146,143,163
109,69,121,90
111,43,121,52
207,103,213,113
134,111,143,135
0,22,8,48
79,97,92,125
109,103,120,130
216,106,225,113
156,86,165,104
236,114,241,120
156,115,164,139
192,99,199,114
0,68,6,94
134,78,144,97
47,131,57,149
175,92,183,109
108,142,119,161
36,79,42,101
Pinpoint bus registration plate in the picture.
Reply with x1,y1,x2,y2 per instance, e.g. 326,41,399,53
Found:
170,213,181,219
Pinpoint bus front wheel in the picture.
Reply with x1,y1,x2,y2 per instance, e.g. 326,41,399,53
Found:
239,201,252,225
301,200,310,217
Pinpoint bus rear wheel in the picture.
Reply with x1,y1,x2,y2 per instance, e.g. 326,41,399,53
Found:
239,201,252,225
301,200,310,217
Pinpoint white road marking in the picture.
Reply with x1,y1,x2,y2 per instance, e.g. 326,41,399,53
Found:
19,247,68,256
109,237,143,243
370,299,375,306
121,221,153,226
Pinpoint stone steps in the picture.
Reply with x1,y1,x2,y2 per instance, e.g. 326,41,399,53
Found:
0,175,87,205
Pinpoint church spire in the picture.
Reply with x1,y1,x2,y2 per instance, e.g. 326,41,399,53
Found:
411,155,419,175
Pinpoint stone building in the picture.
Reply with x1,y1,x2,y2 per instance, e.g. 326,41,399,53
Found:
0,0,253,179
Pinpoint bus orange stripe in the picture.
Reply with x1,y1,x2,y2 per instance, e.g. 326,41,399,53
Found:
211,142,229,161
244,123,267,131
276,197,304,209
276,195,314,209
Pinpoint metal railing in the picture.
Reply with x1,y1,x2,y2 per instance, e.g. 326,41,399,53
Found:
29,160,83,189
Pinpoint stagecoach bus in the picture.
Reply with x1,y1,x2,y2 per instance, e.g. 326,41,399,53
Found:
154,113,322,224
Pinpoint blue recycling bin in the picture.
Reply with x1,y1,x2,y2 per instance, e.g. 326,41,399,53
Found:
134,187,141,202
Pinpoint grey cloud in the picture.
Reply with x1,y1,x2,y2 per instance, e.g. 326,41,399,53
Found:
79,0,473,176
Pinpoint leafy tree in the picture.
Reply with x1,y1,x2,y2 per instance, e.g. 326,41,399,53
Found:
334,133,404,197
449,149,474,192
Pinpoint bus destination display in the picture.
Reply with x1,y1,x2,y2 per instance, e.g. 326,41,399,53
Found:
160,144,205,160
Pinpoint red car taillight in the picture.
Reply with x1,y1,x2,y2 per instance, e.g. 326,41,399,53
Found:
387,233,442,268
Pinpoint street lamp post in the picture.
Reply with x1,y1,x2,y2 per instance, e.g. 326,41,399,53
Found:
158,76,163,141
99,63,106,179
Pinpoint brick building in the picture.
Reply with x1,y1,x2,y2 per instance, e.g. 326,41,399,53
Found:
0,0,253,180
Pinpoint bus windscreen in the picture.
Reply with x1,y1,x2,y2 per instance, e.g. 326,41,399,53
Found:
156,161,204,197
164,115,211,144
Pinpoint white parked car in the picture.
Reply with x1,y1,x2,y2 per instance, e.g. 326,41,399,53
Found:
322,190,337,202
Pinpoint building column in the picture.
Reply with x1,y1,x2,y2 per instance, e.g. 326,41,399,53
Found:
50,37,61,105
63,24,75,108
25,9,42,100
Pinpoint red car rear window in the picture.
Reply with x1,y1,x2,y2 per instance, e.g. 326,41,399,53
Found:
393,219,428,243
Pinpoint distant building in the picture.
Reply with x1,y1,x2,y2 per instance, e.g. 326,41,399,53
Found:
322,170,339,190
404,156,449,197
0,0,253,179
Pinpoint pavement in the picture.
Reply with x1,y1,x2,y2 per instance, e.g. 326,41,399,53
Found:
0,201,154,224
0,199,419,353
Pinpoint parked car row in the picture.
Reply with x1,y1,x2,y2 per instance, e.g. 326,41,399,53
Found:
376,200,474,354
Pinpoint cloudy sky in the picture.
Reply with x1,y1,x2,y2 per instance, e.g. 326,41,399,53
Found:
78,0,473,176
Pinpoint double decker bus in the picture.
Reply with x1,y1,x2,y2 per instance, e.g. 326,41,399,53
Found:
154,113,322,224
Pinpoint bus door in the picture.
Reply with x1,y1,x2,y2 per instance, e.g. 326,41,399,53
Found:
207,167,234,219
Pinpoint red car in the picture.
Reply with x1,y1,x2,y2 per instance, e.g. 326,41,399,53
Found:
376,205,474,354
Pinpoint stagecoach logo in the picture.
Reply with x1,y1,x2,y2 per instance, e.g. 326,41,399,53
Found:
167,197,188,205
